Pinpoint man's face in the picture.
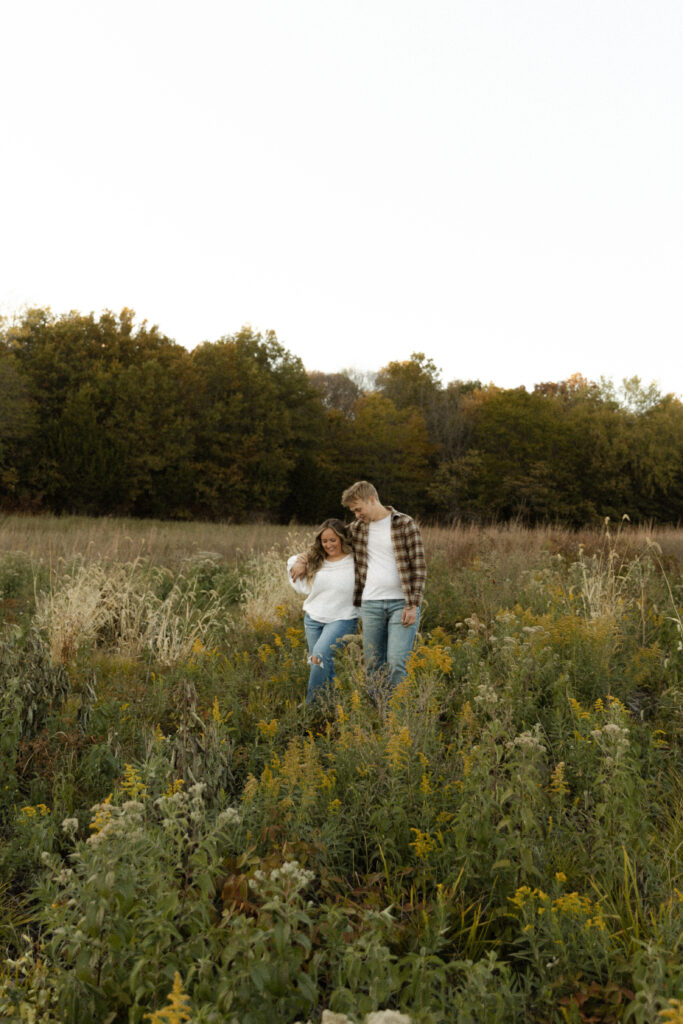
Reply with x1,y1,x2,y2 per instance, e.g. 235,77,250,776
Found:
348,498,375,523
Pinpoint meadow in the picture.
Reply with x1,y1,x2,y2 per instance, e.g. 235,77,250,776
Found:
0,514,681,1024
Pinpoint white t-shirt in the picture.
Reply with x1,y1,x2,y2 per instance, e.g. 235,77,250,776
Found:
286,554,358,623
361,515,404,601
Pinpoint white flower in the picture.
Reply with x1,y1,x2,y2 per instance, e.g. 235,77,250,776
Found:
474,683,498,706
61,817,79,835
216,807,241,828
366,1012,413,1024
121,801,145,814
506,726,546,755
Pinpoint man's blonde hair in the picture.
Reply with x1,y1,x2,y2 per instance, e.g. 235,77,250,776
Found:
341,480,379,507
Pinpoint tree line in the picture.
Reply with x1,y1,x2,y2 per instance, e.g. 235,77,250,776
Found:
1,307,681,525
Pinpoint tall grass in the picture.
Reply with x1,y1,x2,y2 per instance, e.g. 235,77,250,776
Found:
2,512,681,569
0,514,681,1023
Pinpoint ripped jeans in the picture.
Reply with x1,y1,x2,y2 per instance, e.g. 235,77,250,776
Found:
303,613,358,703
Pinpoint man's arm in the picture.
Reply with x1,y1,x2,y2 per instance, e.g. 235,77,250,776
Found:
289,554,307,582
404,519,426,609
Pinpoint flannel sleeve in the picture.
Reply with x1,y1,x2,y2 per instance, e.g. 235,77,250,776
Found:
403,518,427,607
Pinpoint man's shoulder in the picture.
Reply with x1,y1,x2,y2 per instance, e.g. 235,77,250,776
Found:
388,507,417,527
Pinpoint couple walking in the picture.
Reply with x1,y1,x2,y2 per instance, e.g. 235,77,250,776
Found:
288,480,426,704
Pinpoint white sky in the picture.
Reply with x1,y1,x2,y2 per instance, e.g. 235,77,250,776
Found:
2,0,682,395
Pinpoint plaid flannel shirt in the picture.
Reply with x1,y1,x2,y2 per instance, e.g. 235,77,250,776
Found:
349,507,426,608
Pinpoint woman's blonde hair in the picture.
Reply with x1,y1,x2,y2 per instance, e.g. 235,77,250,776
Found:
305,519,353,580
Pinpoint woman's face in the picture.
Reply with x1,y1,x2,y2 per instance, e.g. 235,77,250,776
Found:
320,528,343,559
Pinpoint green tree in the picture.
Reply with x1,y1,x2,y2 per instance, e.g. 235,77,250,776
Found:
190,328,325,521
338,393,433,515
5,308,193,515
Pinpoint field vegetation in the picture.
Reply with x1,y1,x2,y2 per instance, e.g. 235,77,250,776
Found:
0,515,681,1023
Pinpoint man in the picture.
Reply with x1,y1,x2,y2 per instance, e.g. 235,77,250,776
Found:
292,480,426,688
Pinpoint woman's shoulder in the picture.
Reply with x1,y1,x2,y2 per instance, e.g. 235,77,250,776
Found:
317,554,354,573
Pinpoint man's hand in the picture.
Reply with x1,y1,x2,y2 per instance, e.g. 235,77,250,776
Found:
289,555,307,581
401,605,418,627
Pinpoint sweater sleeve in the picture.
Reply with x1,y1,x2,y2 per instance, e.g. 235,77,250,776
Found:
286,554,311,595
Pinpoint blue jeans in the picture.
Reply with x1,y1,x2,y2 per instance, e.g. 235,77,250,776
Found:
359,600,420,689
303,613,358,703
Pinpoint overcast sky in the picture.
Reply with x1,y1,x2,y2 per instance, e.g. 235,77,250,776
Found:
2,0,682,396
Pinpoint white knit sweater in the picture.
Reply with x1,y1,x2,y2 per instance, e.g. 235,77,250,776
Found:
286,554,358,623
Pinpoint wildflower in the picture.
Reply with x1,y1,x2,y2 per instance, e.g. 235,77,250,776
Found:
242,774,259,801
120,764,147,800
61,818,79,836
257,718,279,739
474,683,498,707
549,762,569,796
328,798,342,813
286,626,304,647
658,998,683,1023
386,725,412,769
144,971,193,1023
216,807,241,828
89,795,113,834
350,689,362,711
366,1013,413,1024
553,891,592,916
568,696,591,721
506,726,547,756
555,871,567,884
409,828,437,860
211,697,222,724
459,701,476,727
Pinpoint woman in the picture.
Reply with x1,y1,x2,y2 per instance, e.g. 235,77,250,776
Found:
287,519,358,704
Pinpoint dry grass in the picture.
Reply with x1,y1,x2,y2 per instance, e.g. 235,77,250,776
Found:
0,514,289,567
1,513,680,573
33,558,237,666
422,520,683,569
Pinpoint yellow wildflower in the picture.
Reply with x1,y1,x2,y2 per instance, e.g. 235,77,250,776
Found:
386,725,412,769
549,762,569,797
658,998,683,1024
120,764,147,800
90,794,113,833
257,718,278,739
409,828,437,860
286,626,304,647
568,696,591,721
144,972,193,1023
328,798,342,814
